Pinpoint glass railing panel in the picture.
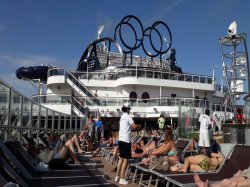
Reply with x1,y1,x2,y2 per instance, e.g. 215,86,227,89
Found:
177,74,184,81
184,75,192,82
32,103,40,127
10,91,22,126
22,98,32,127
154,72,161,79
46,95,62,103
54,112,60,130
72,97,86,115
136,101,143,107
65,116,71,130
149,98,159,106
146,71,153,78
0,82,10,126
162,72,170,80
40,107,47,129
76,118,81,130
207,77,213,84
106,98,118,106
200,76,206,83
60,115,65,130
170,73,177,80
0,129,8,141
117,99,128,107
47,110,53,129
193,75,199,83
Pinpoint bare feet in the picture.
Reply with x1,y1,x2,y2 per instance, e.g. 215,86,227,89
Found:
74,160,81,165
179,168,187,173
140,158,149,166
194,174,209,187
78,149,84,154
233,170,242,176
92,151,98,157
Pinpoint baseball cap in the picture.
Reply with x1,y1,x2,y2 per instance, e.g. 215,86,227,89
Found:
123,102,131,109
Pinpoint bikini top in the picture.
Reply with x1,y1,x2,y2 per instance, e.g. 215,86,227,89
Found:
167,150,178,157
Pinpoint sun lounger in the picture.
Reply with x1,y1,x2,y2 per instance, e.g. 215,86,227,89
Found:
0,156,29,187
147,143,235,187
165,144,249,187
132,139,193,186
0,140,115,187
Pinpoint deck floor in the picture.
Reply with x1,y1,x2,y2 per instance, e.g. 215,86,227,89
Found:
92,153,139,187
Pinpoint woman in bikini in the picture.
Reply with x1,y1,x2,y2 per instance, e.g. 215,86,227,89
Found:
140,127,179,166
177,149,224,173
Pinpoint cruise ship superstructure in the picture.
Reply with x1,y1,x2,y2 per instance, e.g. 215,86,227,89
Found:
16,15,235,132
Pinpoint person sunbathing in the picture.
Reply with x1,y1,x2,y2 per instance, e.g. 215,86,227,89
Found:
131,137,158,159
48,133,84,154
140,127,179,167
176,148,224,173
35,133,84,164
194,168,250,187
92,137,116,156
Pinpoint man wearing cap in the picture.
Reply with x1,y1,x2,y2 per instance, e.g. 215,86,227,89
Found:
115,102,140,185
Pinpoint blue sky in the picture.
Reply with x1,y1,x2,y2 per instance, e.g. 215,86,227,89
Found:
0,0,250,98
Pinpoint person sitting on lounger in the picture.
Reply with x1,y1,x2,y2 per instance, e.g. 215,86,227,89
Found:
194,167,250,187
35,133,84,164
92,137,116,156
175,148,224,173
140,127,179,167
131,137,158,159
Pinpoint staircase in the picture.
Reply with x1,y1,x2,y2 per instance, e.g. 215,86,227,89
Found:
63,68,102,106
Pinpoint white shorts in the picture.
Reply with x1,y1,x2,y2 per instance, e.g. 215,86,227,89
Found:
198,132,210,147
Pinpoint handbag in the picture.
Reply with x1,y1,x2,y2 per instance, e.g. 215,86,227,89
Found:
148,156,169,171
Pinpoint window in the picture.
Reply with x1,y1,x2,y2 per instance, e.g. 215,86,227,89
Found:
142,92,150,103
129,91,137,102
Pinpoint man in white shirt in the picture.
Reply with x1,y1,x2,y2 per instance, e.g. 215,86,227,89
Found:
115,102,140,185
198,108,211,154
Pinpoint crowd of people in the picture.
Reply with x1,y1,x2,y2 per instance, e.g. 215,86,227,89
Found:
20,105,246,186
110,106,249,186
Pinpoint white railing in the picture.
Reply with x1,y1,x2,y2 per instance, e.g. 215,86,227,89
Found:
31,94,228,113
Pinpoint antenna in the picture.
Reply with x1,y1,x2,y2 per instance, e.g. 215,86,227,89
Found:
97,25,105,39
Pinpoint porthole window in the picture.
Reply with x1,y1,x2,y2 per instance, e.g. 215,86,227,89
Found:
142,92,150,103
129,91,137,102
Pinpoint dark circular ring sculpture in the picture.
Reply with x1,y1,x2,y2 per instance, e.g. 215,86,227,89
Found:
116,22,137,53
142,21,172,58
142,26,163,58
114,15,144,53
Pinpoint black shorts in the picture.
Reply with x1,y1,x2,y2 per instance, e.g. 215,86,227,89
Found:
97,132,101,142
118,141,131,159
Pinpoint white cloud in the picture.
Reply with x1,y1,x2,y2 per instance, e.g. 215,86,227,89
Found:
0,73,37,97
0,53,64,97
0,53,61,67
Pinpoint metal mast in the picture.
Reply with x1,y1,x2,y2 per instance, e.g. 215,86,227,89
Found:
219,21,249,123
